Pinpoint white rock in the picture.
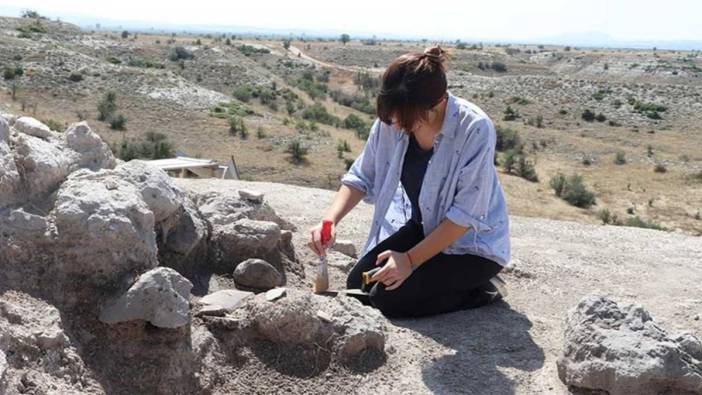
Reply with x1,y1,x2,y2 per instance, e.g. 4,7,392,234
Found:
197,289,253,316
14,116,55,138
53,171,158,284
238,188,264,203
265,287,286,302
557,294,702,395
0,116,9,143
64,121,116,170
100,267,193,328
13,133,75,200
332,240,357,258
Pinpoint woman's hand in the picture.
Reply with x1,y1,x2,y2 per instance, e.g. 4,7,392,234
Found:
371,250,413,290
307,220,335,257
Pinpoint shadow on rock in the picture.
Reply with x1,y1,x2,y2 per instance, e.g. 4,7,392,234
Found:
392,301,545,395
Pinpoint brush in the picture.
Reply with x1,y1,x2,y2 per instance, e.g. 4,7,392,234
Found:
313,220,333,293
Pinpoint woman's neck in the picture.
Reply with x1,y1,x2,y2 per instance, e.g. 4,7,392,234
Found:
412,98,448,149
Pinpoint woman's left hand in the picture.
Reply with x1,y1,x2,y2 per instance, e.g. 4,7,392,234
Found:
371,250,413,290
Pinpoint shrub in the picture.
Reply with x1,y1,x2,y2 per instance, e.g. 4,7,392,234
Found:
503,106,520,121
106,56,122,64
3,66,23,80
550,173,596,208
168,46,194,61
42,119,63,132
286,140,308,163
97,91,117,121
233,85,253,102
558,109,568,115
581,109,596,122
625,216,666,231
229,115,247,137
598,209,619,225
654,163,667,173
121,30,129,39
256,127,266,139
118,134,174,161
109,114,127,130
237,45,270,56
632,100,667,119
342,113,367,134
340,34,351,45
614,151,626,165
302,103,340,126
503,150,538,182
344,158,354,170
595,113,607,122
68,71,83,82
337,139,351,158
495,126,521,152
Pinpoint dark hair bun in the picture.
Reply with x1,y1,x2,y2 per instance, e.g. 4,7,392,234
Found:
422,45,449,69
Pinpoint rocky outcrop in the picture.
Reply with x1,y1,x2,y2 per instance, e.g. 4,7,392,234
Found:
557,294,702,395
100,267,193,328
0,291,103,394
246,289,385,362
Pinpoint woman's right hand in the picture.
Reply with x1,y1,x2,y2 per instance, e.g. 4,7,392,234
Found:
307,220,336,257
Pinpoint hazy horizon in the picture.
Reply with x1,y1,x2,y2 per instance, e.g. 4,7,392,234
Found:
1,0,702,49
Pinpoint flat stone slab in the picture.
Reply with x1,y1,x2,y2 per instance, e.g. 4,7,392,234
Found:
197,289,253,316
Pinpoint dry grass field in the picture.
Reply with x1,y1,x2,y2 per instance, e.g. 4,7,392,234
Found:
1,15,700,235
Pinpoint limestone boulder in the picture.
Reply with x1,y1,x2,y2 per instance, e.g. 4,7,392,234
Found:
64,121,116,171
13,116,55,139
52,170,158,287
246,289,385,361
209,218,281,273
557,294,702,395
100,267,193,328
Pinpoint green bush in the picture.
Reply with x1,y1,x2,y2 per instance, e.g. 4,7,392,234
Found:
614,151,626,165
106,56,122,65
97,91,117,122
503,106,520,121
3,66,23,80
598,209,619,225
550,173,596,208
503,151,538,182
232,85,253,102
595,113,607,122
237,45,270,56
42,119,63,132
117,133,174,161
624,216,666,231
168,46,194,61
109,114,127,130
581,109,596,122
229,115,247,137
654,163,667,173
495,126,521,152
286,140,308,163
302,103,340,126
68,72,83,82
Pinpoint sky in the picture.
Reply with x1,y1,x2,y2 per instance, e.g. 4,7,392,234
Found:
1,0,701,43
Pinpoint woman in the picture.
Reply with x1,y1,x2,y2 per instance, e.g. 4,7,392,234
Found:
308,45,511,318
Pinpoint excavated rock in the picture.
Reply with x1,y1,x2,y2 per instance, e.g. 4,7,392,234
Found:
557,294,702,395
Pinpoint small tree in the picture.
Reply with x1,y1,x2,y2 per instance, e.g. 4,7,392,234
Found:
283,39,291,50
581,109,596,122
109,114,127,130
340,34,351,45
503,106,520,121
121,30,129,39
97,91,117,121
286,140,308,163
614,151,626,165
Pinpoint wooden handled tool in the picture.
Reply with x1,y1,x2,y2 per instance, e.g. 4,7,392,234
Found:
313,220,333,293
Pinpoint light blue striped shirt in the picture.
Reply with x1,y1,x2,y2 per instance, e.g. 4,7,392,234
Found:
341,92,511,267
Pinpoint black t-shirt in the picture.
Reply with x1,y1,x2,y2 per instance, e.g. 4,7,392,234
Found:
401,133,434,224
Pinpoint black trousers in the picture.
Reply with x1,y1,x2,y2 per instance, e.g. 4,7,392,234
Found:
347,220,503,318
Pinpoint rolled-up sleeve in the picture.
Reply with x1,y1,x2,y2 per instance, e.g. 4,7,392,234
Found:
445,117,496,233
341,119,380,204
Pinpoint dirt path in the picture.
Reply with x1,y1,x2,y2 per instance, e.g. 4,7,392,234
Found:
286,45,385,73
177,178,702,394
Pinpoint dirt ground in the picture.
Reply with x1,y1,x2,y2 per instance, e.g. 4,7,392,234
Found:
176,178,702,394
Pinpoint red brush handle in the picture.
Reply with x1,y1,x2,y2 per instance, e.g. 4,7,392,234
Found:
321,220,333,245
